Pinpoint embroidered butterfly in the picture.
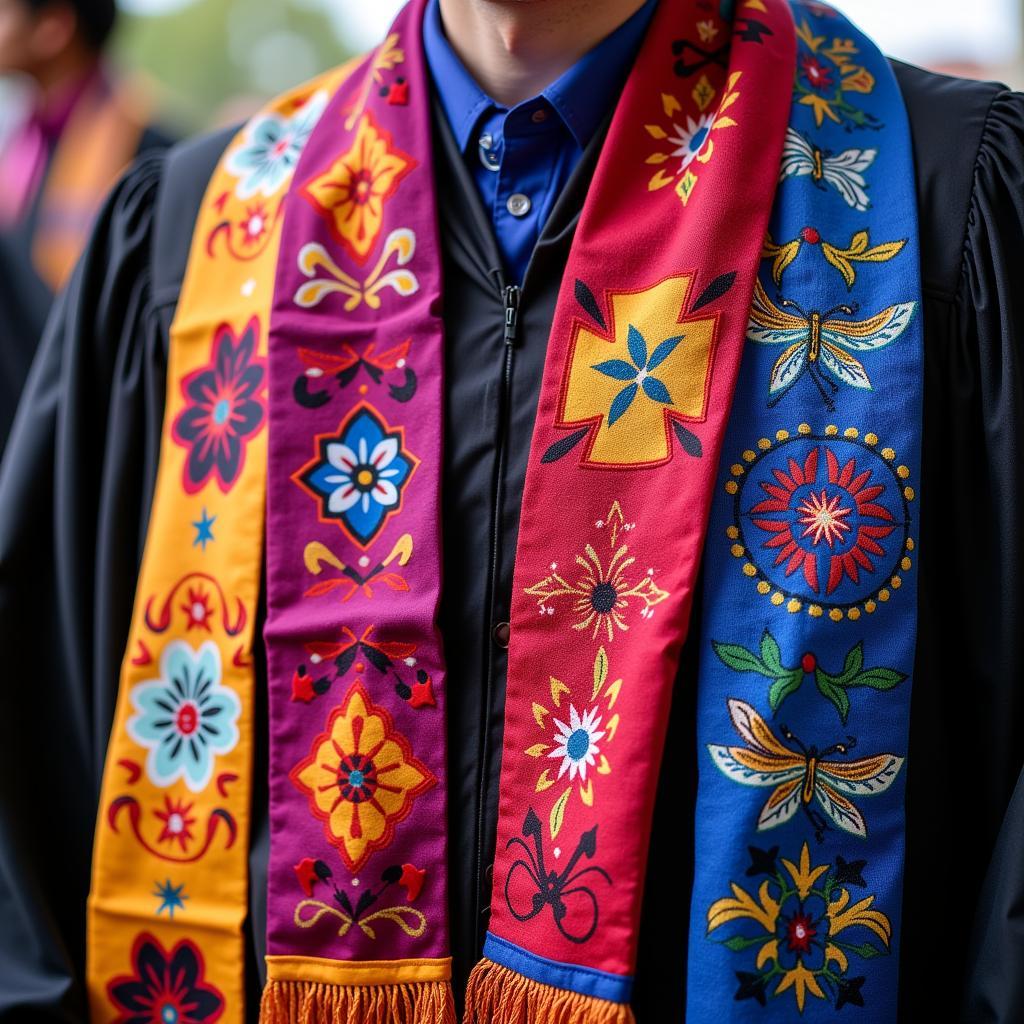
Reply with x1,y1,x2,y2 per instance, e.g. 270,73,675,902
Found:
779,127,877,212
707,698,903,841
746,280,916,409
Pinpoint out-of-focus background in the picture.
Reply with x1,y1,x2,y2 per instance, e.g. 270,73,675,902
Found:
3,0,1023,138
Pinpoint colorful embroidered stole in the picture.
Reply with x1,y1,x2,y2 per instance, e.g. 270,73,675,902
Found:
86,71,348,1022
686,7,921,1019
86,0,923,1021
259,23,454,1023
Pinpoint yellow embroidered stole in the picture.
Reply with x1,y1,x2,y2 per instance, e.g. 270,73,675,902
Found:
86,68,349,1022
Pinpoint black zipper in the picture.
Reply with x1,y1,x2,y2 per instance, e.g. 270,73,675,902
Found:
472,282,520,946
503,284,520,344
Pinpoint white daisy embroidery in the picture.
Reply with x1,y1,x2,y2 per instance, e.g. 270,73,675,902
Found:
548,705,606,782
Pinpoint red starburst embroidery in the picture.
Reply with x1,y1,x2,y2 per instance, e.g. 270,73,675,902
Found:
239,203,269,246
750,446,896,595
155,796,197,852
800,53,834,91
181,586,213,631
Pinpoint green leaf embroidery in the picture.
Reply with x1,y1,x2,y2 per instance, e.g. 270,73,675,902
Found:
592,646,609,701
837,642,864,684
833,940,889,960
549,787,572,840
768,669,804,712
815,669,852,724
760,629,784,674
848,667,907,691
721,934,766,952
712,640,773,678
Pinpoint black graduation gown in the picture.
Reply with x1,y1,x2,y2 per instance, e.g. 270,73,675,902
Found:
0,61,1021,1022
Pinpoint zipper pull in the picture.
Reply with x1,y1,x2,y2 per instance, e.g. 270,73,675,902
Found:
503,285,520,346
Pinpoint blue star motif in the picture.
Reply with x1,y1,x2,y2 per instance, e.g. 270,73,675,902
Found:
192,508,216,551
154,879,188,919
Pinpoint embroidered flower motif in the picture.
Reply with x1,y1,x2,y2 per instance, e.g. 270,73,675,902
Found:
707,843,892,1013
551,274,720,467
127,641,241,793
303,111,415,265
549,705,605,782
796,488,852,547
155,796,197,852
239,203,269,247
645,72,740,205
294,402,417,549
182,586,213,632
107,932,224,1024
592,322,684,427
799,52,834,91
290,682,436,872
525,501,668,641
748,446,895,596
171,318,267,495
728,431,915,618
793,19,878,129
527,647,622,839
224,89,328,199
667,112,716,172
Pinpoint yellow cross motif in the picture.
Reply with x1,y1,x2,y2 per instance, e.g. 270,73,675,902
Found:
556,274,717,467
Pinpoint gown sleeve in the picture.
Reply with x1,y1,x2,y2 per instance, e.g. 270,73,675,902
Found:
0,151,169,1022
951,89,1024,1023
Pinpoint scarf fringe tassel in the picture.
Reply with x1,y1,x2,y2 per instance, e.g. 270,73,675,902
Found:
464,958,635,1024
259,978,455,1024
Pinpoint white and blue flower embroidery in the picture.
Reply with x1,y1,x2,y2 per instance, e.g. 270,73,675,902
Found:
297,405,416,547
127,641,241,792
224,89,328,199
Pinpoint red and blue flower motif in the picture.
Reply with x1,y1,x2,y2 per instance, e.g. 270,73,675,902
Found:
172,318,267,494
107,933,223,1024
734,435,910,610
293,402,417,548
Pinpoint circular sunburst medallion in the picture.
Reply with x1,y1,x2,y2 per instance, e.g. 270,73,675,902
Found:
724,425,915,620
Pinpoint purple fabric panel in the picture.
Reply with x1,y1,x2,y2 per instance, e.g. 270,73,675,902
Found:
263,0,450,964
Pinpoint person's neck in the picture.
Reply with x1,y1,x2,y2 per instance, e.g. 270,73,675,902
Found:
437,0,648,107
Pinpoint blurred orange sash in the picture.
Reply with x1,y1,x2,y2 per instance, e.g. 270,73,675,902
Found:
32,78,146,290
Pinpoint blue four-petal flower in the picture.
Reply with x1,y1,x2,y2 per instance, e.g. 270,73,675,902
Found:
592,324,685,426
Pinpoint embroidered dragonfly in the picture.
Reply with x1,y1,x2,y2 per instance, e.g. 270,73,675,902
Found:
707,698,903,841
503,808,611,944
746,280,916,409
779,127,877,211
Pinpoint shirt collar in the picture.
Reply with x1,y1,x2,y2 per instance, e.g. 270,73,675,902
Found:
423,0,657,153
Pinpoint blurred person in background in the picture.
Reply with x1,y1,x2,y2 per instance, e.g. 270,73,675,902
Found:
1,1,1024,1022
0,0,171,448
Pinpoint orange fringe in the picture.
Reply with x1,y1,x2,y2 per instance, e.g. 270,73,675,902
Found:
464,958,635,1024
259,978,455,1024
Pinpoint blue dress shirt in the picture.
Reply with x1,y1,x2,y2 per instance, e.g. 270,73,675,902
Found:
423,0,657,285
